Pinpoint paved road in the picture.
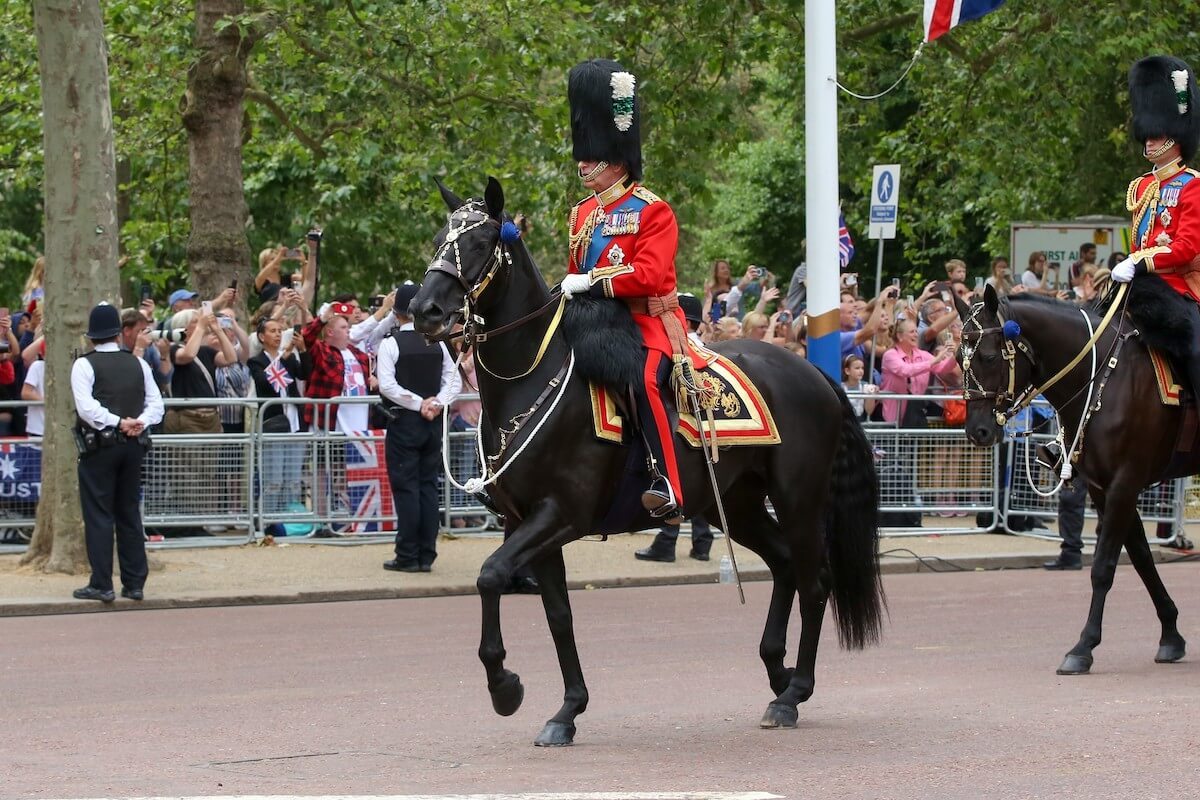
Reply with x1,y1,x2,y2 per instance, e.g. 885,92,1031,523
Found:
6,565,1200,800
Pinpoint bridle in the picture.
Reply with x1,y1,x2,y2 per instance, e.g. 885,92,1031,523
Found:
421,200,565,381
959,300,1038,425
423,200,509,308
960,284,1130,427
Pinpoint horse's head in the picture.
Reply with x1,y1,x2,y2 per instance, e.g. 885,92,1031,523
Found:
411,176,512,338
955,284,1035,447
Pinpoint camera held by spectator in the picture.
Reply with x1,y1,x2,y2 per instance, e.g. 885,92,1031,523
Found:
149,328,187,344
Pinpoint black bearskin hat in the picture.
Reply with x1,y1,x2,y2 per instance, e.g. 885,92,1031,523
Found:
568,59,643,181
1130,55,1200,163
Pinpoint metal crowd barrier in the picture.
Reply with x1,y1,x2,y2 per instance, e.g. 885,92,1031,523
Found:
2,392,1197,553
999,400,1186,545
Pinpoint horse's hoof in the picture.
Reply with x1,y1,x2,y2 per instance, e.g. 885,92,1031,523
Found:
759,702,799,729
1056,653,1094,675
1155,640,1186,663
489,670,525,716
533,721,576,747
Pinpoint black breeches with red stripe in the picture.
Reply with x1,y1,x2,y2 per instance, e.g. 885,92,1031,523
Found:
635,349,684,505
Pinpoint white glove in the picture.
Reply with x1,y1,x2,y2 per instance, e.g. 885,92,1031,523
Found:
560,273,592,298
1111,256,1137,283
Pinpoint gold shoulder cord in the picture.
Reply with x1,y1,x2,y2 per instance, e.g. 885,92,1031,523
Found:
1130,178,1160,249
568,205,603,271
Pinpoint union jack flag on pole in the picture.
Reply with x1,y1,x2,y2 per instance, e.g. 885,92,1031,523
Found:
838,211,855,268
924,0,1007,42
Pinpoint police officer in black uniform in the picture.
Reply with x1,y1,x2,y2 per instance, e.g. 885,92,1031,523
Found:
71,302,165,603
377,284,461,572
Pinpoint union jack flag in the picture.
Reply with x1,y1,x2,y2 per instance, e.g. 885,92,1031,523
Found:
838,211,855,268
924,0,1006,42
343,432,395,533
264,358,293,394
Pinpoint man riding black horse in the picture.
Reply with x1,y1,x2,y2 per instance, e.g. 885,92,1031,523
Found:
1111,56,1200,397
559,58,699,524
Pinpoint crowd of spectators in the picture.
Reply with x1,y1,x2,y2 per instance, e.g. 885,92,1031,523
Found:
0,245,1128,541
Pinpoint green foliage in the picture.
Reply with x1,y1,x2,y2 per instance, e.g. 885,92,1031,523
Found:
5,0,1200,305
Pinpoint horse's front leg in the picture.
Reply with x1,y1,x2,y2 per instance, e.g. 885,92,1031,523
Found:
477,502,567,717
530,547,587,747
1058,489,1135,675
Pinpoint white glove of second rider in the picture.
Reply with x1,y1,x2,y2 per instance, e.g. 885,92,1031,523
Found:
561,273,592,298
1111,256,1137,283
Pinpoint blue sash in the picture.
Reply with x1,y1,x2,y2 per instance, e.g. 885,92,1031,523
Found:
1139,172,1195,247
582,196,649,272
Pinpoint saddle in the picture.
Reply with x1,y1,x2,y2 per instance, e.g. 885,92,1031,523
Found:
589,351,781,449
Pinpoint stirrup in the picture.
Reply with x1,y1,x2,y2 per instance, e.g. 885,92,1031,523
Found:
1035,442,1063,473
642,482,682,525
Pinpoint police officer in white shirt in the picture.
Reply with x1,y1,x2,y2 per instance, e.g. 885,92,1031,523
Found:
71,303,165,603
377,284,461,572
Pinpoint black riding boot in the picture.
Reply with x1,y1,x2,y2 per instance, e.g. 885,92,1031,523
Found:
635,355,682,525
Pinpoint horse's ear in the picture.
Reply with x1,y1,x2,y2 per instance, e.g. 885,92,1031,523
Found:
983,283,999,315
953,291,973,320
434,177,465,211
484,176,505,221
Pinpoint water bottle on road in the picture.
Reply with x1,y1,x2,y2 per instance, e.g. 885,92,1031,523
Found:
719,554,734,584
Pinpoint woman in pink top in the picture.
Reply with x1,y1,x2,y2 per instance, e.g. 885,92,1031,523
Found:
879,318,956,423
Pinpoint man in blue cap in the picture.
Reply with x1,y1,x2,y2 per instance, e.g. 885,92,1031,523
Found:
167,288,199,314
71,302,165,603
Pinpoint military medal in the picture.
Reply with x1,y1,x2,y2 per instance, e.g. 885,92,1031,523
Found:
601,209,641,237
1162,183,1182,207
1160,208,1173,227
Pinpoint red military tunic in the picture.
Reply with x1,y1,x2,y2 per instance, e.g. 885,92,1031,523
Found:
1128,161,1200,300
568,179,691,358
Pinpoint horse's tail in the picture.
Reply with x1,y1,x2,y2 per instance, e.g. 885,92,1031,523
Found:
821,375,886,650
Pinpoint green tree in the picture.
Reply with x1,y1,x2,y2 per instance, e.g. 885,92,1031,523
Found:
22,0,120,573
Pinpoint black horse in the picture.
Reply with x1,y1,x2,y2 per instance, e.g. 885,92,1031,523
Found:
957,284,1192,675
410,177,884,745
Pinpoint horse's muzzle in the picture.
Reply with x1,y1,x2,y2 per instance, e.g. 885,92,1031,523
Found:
965,421,1000,447
412,296,450,336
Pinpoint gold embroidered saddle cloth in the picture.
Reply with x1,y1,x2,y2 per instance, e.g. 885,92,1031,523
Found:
1150,347,1184,406
588,352,781,448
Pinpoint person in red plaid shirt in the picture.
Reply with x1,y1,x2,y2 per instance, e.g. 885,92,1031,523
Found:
301,301,375,535
301,301,373,433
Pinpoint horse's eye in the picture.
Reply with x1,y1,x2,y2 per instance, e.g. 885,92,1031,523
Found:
979,352,998,363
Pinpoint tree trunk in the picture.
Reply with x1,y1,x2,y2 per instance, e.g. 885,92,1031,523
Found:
183,0,252,305
22,0,120,573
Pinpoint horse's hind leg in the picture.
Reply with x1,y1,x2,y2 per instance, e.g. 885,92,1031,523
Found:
715,494,797,696
1123,525,1186,663
530,547,588,747
1058,489,1136,675
761,491,829,729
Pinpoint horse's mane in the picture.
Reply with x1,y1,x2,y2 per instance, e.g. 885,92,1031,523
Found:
1003,292,1102,325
